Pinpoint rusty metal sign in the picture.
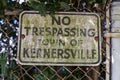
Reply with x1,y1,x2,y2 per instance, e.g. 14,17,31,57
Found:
17,11,101,66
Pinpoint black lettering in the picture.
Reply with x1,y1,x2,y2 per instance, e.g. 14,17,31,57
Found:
78,40,83,45
42,39,49,45
88,29,95,37
23,48,29,58
80,29,86,37
24,27,31,35
49,39,55,45
64,49,70,59
70,39,77,46
58,49,63,58
51,49,56,58
31,48,36,58
57,28,63,36
52,16,70,25
43,49,50,58
52,16,60,25
62,16,71,25
37,48,42,58
39,27,44,36
64,28,69,36
52,28,57,36
81,49,85,59
45,27,51,36
78,49,80,58
32,27,38,35
59,39,65,46
87,49,91,59
71,49,76,58
92,49,96,59
70,28,76,36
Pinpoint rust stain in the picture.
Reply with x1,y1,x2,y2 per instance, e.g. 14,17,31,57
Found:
21,34,25,39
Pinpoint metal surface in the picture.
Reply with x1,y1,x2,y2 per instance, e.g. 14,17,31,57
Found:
111,2,120,80
104,33,120,38
18,11,101,66
105,2,111,80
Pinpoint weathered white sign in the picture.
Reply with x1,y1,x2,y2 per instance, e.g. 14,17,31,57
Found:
18,11,101,66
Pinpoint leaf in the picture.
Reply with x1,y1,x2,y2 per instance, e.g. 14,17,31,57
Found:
1,0,7,9
88,0,96,4
0,10,5,18
96,0,102,3
59,2,70,10
28,0,46,16
0,0,7,16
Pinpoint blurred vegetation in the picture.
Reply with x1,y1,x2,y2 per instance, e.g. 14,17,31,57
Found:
0,0,106,17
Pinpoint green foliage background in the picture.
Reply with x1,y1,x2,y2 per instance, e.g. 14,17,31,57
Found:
0,0,106,17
